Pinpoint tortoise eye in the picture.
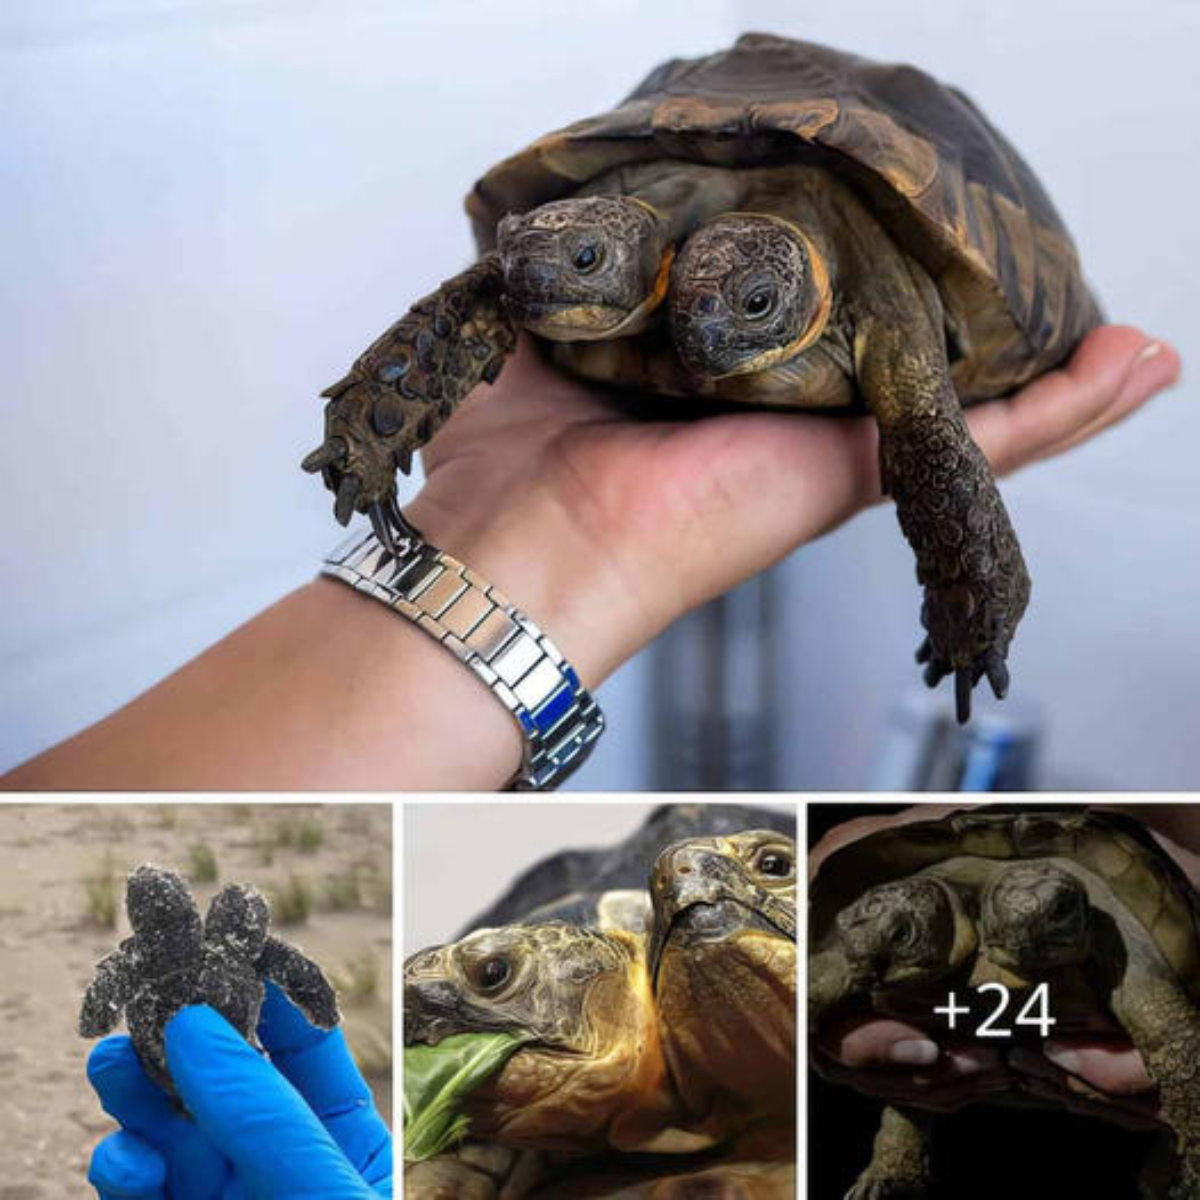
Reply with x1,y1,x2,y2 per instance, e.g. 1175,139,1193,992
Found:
742,288,775,320
572,243,603,273
755,848,793,878
474,957,512,992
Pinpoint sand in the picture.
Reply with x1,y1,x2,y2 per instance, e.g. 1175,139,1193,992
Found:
0,801,392,1197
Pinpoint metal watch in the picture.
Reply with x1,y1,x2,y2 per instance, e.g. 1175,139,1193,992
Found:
321,529,605,790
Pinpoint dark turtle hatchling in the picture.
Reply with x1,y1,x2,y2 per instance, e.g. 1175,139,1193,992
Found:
303,33,1100,721
79,864,340,1092
809,809,1200,1199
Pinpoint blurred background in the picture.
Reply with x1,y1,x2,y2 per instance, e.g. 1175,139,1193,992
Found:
2,0,1196,789
404,799,795,950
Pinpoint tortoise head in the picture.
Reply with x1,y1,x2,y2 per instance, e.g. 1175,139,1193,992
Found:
648,830,796,981
980,862,1091,974
648,831,797,1123
404,922,674,1151
204,883,270,959
497,196,673,341
126,864,202,941
669,213,832,379
833,874,976,993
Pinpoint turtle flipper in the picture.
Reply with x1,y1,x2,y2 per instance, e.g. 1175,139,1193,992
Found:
258,936,340,1029
80,942,138,1037
845,1106,934,1200
860,306,1030,725
302,253,517,545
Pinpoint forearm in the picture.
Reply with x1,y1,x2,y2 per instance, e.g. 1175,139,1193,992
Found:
2,479,643,791
2,579,524,790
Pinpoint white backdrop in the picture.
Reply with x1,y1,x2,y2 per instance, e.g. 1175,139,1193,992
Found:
2,1,1196,789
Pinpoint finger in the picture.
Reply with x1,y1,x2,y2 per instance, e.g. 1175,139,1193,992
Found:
1043,1038,1156,1096
87,1037,231,1200
166,1005,375,1199
88,1130,167,1200
87,1038,177,1142
1031,337,1180,461
967,326,1179,476
258,983,392,1185
824,1016,941,1070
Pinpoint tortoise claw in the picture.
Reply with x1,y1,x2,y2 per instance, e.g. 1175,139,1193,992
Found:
334,475,362,526
985,653,1010,700
955,668,973,725
301,438,346,474
923,660,951,688
369,502,399,559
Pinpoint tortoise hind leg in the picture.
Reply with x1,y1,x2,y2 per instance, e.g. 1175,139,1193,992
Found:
302,253,517,548
857,285,1030,724
845,1106,934,1200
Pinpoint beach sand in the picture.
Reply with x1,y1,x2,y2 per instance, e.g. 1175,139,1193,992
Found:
0,801,392,1197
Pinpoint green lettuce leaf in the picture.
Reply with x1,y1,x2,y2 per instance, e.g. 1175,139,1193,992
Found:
403,1032,528,1162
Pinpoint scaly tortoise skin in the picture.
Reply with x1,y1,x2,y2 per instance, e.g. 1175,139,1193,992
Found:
809,809,1200,1199
403,806,797,1199
303,33,1100,722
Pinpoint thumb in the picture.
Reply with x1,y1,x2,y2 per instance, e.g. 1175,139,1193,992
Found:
165,1006,375,1199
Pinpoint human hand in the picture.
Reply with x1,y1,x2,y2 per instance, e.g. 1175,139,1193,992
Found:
808,807,1191,1128
86,983,392,1198
404,326,1179,687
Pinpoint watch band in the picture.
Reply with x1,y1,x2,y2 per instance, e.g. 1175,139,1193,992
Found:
322,529,605,791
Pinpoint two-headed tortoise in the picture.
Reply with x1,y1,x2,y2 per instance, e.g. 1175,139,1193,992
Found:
304,33,1100,721
404,803,797,1198
809,808,1200,1199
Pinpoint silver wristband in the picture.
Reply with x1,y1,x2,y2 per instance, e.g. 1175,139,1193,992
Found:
321,529,605,791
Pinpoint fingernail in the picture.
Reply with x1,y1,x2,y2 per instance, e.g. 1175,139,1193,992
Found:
1119,340,1176,407
889,1039,940,1066
1043,1042,1082,1074
944,1046,997,1076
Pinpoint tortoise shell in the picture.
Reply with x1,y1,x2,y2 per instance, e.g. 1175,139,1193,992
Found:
467,33,1099,399
810,808,1200,1000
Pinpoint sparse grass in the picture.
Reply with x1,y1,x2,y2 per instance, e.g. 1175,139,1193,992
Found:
151,804,180,830
269,874,312,925
82,853,119,929
257,812,325,861
322,867,363,913
333,952,380,1004
291,817,324,853
186,843,219,883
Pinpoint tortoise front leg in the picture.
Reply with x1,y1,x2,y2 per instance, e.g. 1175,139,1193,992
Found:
858,318,1030,723
846,1106,934,1199
302,253,517,550
1114,973,1200,1199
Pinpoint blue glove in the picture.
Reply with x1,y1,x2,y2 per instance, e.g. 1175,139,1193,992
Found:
86,982,392,1199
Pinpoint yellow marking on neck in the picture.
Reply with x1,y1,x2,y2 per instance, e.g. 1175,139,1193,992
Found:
717,214,833,379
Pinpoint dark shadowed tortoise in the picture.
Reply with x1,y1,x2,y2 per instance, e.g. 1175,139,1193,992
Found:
403,804,796,1198
302,34,1100,722
809,808,1200,1199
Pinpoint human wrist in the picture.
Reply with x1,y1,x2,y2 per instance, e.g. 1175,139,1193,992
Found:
403,484,660,688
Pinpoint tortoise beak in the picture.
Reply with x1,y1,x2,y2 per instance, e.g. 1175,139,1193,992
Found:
647,842,795,984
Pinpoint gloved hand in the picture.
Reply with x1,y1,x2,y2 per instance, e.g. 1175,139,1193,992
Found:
86,982,392,1199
